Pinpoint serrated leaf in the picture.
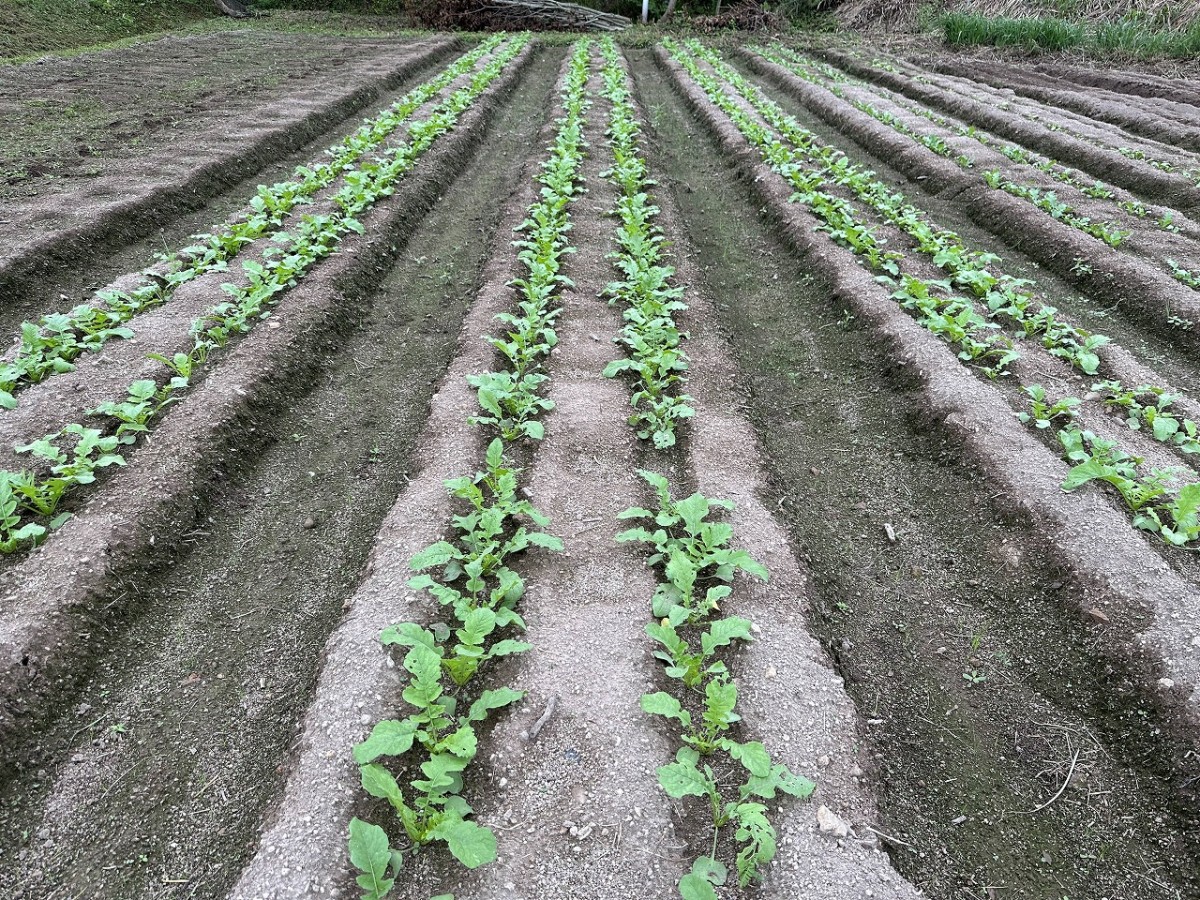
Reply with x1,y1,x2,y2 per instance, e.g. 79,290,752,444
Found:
404,643,444,686
525,531,563,551
410,541,459,570
380,621,435,649
701,616,753,653
640,691,691,727
658,750,714,799
436,726,478,759
360,762,404,807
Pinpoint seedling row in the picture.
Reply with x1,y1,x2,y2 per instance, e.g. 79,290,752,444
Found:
346,40,589,899
0,37,527,554
824,47,1200,201
7,27,1200,900
663,38,1200,546
751,45,1200,286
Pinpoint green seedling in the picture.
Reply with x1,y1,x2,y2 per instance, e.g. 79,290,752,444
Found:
617,470,768,625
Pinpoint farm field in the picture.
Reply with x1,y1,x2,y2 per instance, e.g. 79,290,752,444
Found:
0,25,1198,900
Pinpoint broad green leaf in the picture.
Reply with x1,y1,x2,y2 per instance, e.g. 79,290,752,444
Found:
658,751,713,799
679,855,727,899
636,468,670,494
1153,415,1180,442
348,817,394,900
404,643,444,685
690,856,727,886
640,691,690,727
467,687,524,722
353,719,418,764
410,542,459,570
678,873,718,900
1175,483,1200,521
701,616,753,653
1062,457,1116,491
485,437,506,471
487,639,532,658
703,678,739,731
723,549,769,582
525,531,563,552
674,493,712,534
360,763,404,807
726,740,772,778
436,726,478,760
380,621,435,649
665,551,698,596
436,818,497,869
128,379,157,400
457,607,497,646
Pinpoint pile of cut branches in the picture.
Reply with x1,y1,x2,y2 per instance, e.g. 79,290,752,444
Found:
691,1,783,32
407,0,629,31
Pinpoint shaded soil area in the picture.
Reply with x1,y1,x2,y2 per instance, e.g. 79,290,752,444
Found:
630,47,1200,900
0,46,560,900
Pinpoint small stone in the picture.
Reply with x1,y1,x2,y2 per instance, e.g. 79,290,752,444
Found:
951,815,968,825
817,805,850,838
883,523,897,544
303,517,316,530
1159,677,1175,689
1086,607,1109,623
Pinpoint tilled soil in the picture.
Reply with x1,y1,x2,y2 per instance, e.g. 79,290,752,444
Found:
2,28,1200,900
632,47,1200,898
0,33,457,318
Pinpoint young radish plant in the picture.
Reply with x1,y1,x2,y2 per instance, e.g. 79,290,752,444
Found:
758,46,1169,245
668,40,1200,546
0,37,531,554
597,39,694,449
624,474,813,896
1013,384,1200,545
0,37,512,411
672,39,1122,383
598,41,814,899
346,39,592,898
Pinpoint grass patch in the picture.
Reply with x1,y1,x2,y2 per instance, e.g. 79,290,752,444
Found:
0,0,217,59
941,11,1200,58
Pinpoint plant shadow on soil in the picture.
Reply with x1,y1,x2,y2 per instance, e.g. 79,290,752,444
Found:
0,46,563,900
629,48,1200,900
